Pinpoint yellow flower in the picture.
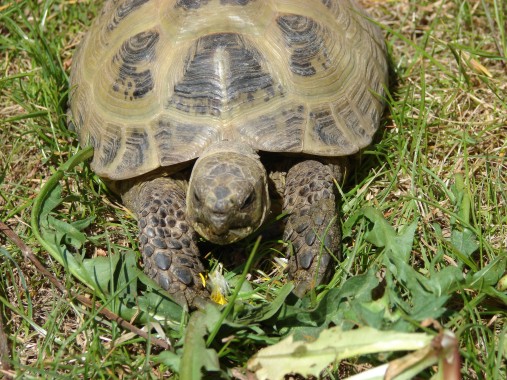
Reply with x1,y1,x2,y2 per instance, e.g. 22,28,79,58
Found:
205,264,230,305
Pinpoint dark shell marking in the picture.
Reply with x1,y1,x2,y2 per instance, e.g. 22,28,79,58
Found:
237,104,306,151
116,129,149,172
167,33,275,116
177,0,253,10
112,30,159,100
277,14,330,76
310,107,348,147
107,0,150,31
176,0,209,10
98,125,122,167
154,117,221,165
220,0,254,4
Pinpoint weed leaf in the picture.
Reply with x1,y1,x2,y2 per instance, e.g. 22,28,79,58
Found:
153,351,181,373
39,184,64,222
345,207,457,324
275,269,382,338
47,215,87,249
361,207,417,260
135,291,183,324
180,304,222,379
82,253,122,294
247,326,433,380
451,228,479,257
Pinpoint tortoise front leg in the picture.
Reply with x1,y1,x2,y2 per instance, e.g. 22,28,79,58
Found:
124,177,209,309
283,160,344,297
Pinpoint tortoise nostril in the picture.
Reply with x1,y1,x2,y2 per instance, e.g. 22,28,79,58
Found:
209,211,229,234
210,197,234,214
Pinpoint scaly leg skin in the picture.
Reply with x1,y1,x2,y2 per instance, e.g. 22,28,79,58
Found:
283,160,344,297
123,177,209,309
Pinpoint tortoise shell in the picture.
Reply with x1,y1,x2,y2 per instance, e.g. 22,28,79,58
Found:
69,0,388,180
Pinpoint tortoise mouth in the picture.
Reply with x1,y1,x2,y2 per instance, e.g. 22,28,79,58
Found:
193,222,253,245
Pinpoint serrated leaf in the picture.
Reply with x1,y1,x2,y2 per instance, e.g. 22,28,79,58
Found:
349,298,395,328
47,215,87,248
362,208,397,248
39,184,64,222
153,351,181,372
426,266,464,298
332,268,380,302
273,270,381,339
323,269,383,328
346,208,454,323
450,228,479,257
247,326,432,380
180,303,222,379
360,207,417,260
39,226,97,287
409,290,449,321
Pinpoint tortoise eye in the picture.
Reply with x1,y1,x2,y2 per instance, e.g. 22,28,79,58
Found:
241,193,255,209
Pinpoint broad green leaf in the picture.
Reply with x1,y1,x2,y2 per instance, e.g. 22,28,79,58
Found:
346,208,455,323
70,215,95,232
135,291,183,323
348,298,397,328
331,269,381,302
275,270,382,338
39,223,97,288
82,253,122,293
153,351,181,372
180,304,222,379
409,290,449,321
428,266,464,295
47,215,87,248
450,228,479,257
247,326,433,380
356,207,417,261
323,269,383,328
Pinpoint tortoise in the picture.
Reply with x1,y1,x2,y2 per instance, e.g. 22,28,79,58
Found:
68,0,388,308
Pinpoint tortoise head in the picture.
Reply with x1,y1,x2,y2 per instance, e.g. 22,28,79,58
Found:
187,141,270,245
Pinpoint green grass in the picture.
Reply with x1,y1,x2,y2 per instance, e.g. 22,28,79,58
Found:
1,0,506,379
